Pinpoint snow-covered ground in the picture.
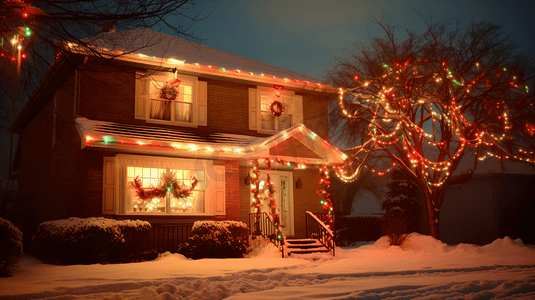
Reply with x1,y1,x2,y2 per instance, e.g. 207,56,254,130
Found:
1,233,535,299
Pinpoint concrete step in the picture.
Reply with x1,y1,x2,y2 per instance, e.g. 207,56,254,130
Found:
286,241,324,249
285,238,318,245
287,246,330,254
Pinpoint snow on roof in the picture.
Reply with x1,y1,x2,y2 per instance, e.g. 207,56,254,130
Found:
79,28,325,85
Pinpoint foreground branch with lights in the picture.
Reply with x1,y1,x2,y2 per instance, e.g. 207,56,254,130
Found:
328,20,535,240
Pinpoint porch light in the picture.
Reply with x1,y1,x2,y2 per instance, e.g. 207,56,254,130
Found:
295,177,302,189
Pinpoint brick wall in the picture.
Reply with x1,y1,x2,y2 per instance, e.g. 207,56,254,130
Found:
239,165,252,226
214,160,241,221
77,60,332,138
18,73,85,232
292,168,324,238
301,91,333,140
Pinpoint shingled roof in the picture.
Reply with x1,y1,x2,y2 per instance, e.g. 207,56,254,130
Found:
80,28,324,84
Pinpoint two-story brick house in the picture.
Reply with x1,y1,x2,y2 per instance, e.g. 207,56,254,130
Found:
9,29,344,247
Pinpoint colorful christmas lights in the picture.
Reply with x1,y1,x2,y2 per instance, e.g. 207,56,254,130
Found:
336,58,534,188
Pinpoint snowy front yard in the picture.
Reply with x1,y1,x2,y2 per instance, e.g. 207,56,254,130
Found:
1,233,534,299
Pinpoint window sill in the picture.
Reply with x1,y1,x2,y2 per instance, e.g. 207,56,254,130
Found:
257,127,294,135
146,119,198,128
120,213,215,217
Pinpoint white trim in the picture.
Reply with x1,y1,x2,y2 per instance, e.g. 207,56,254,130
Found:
77,118,346,165
255,170,294,236
62,41,337,93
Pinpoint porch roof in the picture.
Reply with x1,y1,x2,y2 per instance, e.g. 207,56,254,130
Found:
75,117,346,166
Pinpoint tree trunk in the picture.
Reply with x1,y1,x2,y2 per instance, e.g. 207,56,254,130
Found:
423,189,441,240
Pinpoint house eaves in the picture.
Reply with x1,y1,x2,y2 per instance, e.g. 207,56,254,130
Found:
59,28,338,94
75,118,346,166
9,53,85,133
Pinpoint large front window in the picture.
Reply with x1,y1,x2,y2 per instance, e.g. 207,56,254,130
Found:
125,166,205,214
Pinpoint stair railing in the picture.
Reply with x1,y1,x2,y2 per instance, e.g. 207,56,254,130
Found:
249,212,287,257
305,211,335,256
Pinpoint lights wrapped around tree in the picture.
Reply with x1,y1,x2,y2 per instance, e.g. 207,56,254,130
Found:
316,165,333,229
131,172,198,212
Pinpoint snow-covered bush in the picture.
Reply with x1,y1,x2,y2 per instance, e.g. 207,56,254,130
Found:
32,217,153,264
380,211,412,246
178,221,249,259
0,217,23,276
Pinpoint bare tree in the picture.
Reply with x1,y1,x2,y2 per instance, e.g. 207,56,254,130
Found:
1,0,206,129
327,20,535,240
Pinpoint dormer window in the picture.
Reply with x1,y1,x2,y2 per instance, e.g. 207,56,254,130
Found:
249,86,303,133
135,72,207,127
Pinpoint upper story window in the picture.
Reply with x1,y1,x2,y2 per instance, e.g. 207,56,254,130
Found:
249,86,303,134
135,72,208,127
149,77,194,123
260,94,293,131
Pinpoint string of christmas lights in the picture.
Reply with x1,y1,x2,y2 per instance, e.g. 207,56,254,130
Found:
335,58,534,187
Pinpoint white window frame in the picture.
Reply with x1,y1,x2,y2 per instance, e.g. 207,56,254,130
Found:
135,72,208,128
249,86,303,134
107,154,224,216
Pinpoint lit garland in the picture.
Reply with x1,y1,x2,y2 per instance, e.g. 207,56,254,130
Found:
316,165,333,228
265,160,282,240
335,58,535,187
250,159,262,235
131,172,198,212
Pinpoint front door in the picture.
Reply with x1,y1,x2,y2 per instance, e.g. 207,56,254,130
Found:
253,171,294,236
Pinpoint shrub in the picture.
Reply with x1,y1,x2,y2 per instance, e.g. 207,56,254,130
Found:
335,216,382,247
0,217,23,276
32,217,154,264
178,221,249,259
380,210,413,246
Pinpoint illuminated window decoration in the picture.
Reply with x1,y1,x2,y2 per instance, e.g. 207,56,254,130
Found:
269,100,285,117
129,169,199,213
260,91,292,131
149,75,193,123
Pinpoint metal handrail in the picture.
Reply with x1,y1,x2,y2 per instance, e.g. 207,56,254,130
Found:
305,211,335,256
249,212,287,257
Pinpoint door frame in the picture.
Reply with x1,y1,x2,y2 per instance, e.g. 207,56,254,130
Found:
253,170,294,236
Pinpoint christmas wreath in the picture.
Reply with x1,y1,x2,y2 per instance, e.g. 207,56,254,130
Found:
159,78,182,101
269,100,285,117
159,84,179,101
131,172,198,201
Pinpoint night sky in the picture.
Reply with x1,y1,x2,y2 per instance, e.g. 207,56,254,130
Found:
175,0,535,81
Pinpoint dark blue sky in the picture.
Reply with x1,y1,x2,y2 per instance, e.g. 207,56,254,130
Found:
176,0,535,81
